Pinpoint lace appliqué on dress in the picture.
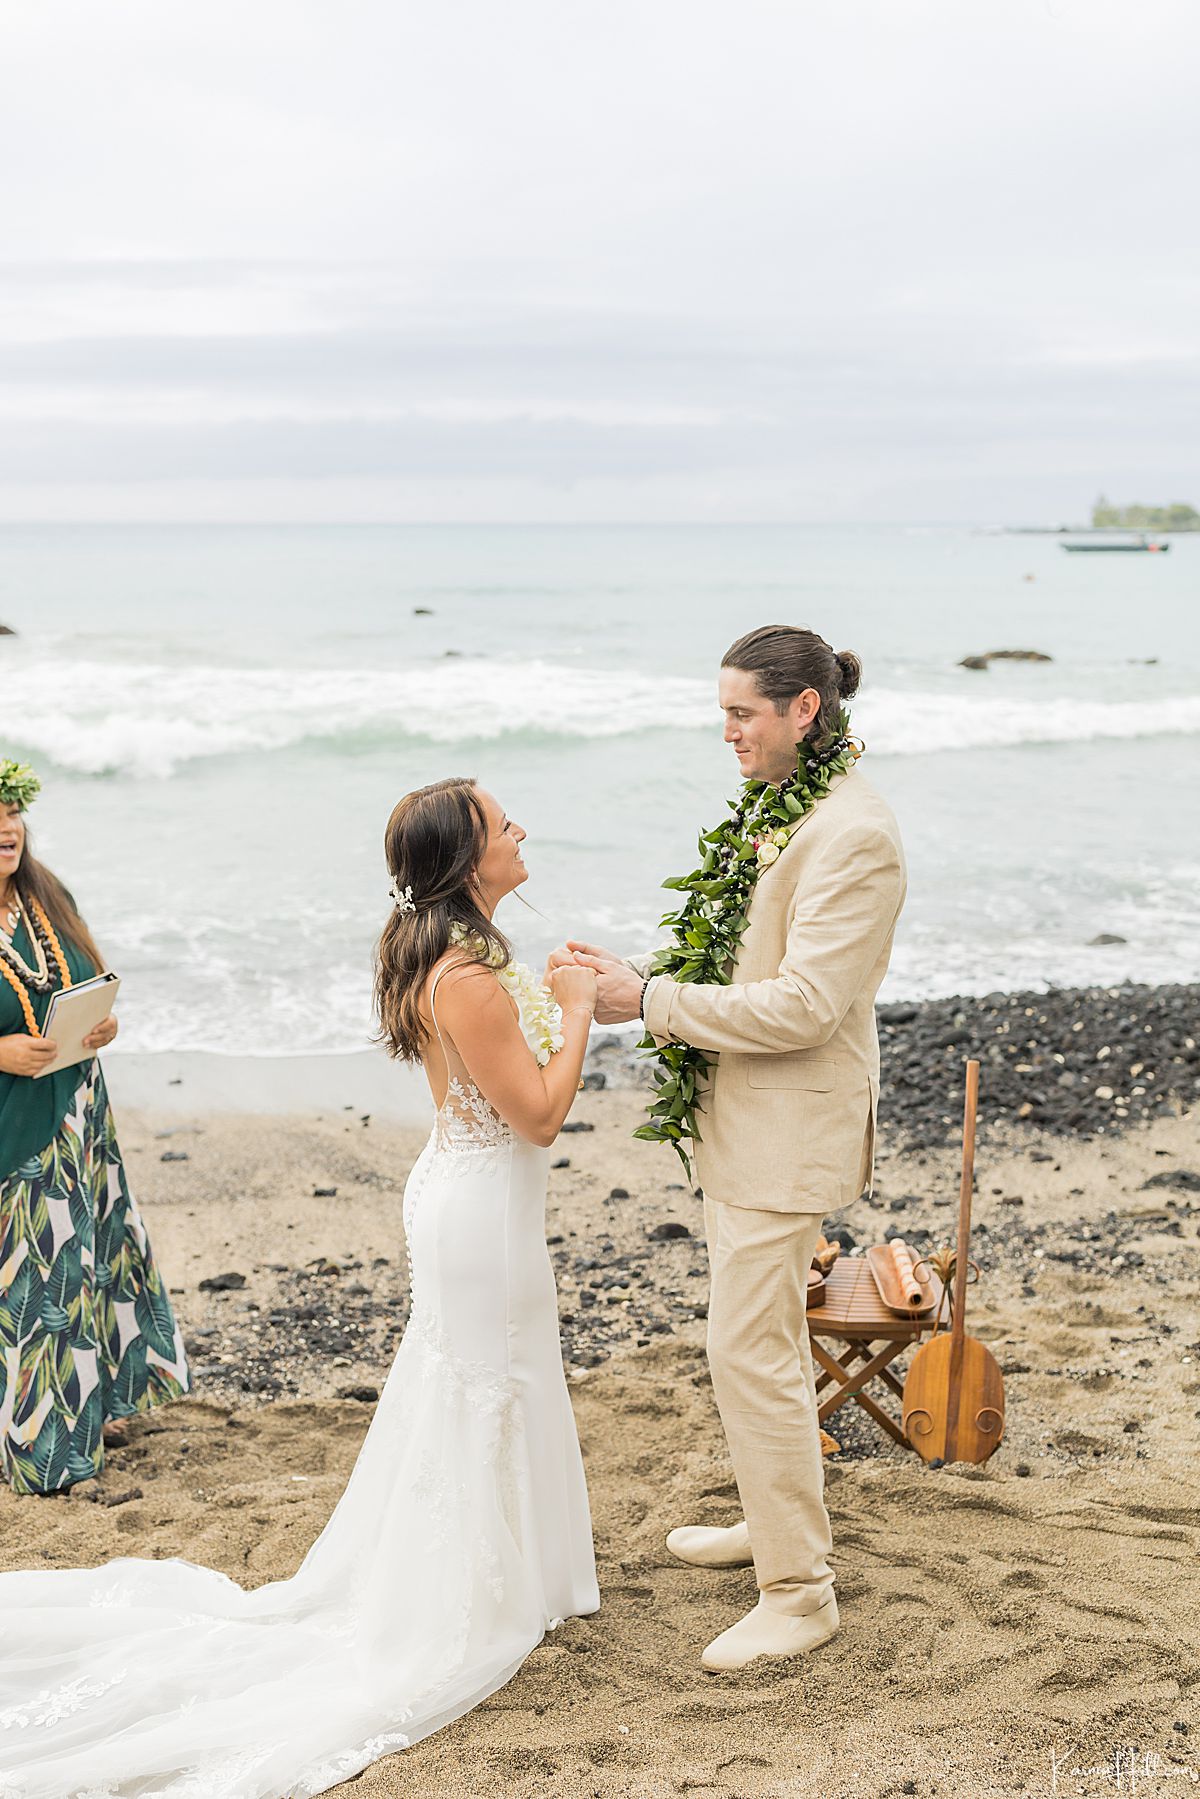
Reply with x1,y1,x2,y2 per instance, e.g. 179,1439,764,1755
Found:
164,1746,284,1799
291,1729,414,1798
405,1308,518,1425
403,1309,523,1609
88,1580,134,1609
0,1670,127,1731
433,1076,513,1155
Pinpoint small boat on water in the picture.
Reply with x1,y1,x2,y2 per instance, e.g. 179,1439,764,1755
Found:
1061,536,1171,553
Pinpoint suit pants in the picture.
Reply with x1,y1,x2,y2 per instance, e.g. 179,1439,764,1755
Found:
703,1198,833,1617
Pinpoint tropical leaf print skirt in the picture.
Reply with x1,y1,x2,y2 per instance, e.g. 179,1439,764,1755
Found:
0,1062,189,1494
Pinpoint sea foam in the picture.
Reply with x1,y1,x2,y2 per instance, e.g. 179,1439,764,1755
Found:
8,656,1200,779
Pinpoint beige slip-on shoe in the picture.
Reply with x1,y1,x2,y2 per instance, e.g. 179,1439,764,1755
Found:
700,1594,839,1672
665,1520,753,1568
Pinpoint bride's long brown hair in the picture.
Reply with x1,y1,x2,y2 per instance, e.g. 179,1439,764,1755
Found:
374,778,512,1063
12,825,104,976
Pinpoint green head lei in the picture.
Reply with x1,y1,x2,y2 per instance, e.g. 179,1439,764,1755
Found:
0,760,41,811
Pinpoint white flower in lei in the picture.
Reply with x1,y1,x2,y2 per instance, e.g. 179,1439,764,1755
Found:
448,924,564,1068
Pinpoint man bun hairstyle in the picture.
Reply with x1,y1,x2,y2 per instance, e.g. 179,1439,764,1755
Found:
834,649,862,700
722,625,861,741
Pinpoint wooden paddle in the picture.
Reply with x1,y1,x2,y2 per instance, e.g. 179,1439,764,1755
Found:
902,1060,1005,1464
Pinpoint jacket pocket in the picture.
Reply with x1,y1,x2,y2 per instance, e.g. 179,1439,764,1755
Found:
746,1056,836,1091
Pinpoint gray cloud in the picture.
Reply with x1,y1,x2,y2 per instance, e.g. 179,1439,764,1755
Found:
1,0,1197,519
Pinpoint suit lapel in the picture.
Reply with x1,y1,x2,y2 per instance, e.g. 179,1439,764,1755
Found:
749,768,851,903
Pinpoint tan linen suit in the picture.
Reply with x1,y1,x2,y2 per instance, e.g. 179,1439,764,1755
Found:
640,768,906,1616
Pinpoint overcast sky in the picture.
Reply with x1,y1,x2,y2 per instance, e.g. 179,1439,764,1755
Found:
1,0,1197,523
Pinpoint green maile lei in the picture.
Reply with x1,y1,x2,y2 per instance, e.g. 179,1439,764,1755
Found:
634,707,862,1173
0,761,40,811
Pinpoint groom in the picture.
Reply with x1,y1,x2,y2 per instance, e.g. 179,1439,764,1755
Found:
564,625,906,1672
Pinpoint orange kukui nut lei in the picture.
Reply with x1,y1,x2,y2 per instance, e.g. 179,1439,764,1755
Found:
0,898,73,1036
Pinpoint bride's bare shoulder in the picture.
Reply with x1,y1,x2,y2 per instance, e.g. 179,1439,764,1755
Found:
428,958,515,1028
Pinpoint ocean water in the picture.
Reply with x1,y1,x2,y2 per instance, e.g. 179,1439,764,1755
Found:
2,522,1197,1055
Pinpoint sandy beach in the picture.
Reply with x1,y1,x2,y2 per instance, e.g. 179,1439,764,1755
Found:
3,989,1198,1798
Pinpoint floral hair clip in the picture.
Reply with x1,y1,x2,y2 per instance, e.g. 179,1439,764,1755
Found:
389,878,416,915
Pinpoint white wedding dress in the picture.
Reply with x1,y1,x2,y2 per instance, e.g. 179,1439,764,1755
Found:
0,970,598,1798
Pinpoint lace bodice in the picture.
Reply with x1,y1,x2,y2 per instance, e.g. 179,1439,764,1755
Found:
434,1075,513,1154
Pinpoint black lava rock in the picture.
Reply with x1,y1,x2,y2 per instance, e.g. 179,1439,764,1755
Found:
648,1222,690,1241
198,1271,246,1292
1142,1169,1200,1193
877,982,1198,1147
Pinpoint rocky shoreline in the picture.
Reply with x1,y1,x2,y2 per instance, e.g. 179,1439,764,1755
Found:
877,980,1198,1144
587,980,1199,1146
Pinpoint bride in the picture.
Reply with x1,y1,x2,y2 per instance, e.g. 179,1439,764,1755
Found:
0,777,601,1799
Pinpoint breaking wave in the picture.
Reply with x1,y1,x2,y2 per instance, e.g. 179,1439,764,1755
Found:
6,657,1200,779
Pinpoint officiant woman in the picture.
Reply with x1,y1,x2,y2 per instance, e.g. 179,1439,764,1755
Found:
0,760,188,1495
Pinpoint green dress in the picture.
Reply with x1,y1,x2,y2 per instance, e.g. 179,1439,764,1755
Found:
0,912,189,1495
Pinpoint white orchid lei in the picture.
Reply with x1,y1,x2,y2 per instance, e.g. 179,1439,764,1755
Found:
448,922,564,1068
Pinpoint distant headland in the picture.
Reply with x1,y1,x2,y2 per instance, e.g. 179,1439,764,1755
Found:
1002,495,1198,535
1090,495,1199,530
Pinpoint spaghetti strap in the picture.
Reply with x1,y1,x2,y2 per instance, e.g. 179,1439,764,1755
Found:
424,957,474,1050
427,959,454,1048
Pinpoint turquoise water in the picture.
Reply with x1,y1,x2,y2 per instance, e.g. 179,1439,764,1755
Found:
3,523,1197,1053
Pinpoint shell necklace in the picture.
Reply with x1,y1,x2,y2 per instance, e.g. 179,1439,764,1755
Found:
0,896,53,988
0,896,73,1036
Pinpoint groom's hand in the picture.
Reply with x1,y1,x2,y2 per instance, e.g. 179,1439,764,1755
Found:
565,939,624,973
570,951,645,1025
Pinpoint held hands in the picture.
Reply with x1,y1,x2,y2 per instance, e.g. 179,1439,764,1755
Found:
549,961,598,1017
0,1034,59,1077
547,938,645,1024
543,944,576,989
82,1015,119,1051
565,940,645,1026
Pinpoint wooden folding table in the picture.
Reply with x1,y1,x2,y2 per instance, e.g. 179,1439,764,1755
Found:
806,1255,946,1449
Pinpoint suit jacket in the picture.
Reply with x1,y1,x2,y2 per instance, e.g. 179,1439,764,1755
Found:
639,768,906,1215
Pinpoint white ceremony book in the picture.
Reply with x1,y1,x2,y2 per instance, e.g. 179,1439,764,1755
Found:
33,973,121,1078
